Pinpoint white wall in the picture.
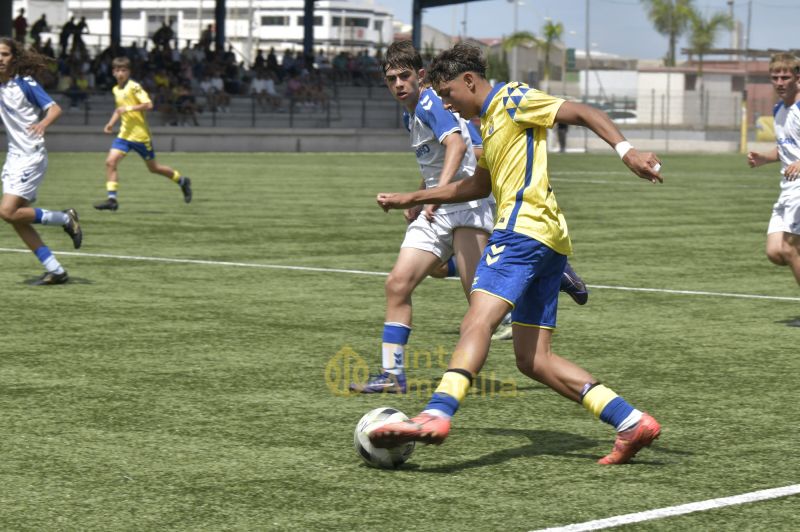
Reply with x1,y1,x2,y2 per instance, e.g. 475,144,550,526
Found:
579,70,638,101
637,71,685,126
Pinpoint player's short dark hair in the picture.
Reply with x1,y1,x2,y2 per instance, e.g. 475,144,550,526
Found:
382,41,422,75
111,56,131,70
427,42,487,89
769,53,800,74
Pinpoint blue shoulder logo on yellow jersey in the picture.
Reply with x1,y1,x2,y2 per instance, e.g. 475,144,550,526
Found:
502,83,532,120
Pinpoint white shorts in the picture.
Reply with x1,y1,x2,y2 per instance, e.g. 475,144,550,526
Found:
401,199,495,260
767,191,800,235
1,150,48,202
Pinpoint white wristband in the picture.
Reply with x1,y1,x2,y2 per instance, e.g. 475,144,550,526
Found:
614,141,633,159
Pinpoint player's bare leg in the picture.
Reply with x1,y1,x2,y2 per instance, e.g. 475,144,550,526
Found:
452,227,489,296
145,158,178,180
766,231,788,266
784,234,800,285
146,158,192,203
96,149,125,210
350,247,439,394
448,292,509,374
512,324,660,464
11,221,43,249
766,232,800,285
370,292,507,446
385,247,441,326
512,326,593,402
0,194,36,225
1,195,71,284
104,149,124,186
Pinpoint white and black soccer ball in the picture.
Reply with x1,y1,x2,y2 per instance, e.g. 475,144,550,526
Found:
353,407,415,469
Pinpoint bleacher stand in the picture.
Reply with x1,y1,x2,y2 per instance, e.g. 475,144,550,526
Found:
20,27,402,129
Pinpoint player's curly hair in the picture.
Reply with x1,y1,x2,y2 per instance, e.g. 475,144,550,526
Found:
0,37,53,79
427,42,487,89
382,40,423,76
769,52,800,74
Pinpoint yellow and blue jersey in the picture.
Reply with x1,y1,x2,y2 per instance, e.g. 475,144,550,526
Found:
112,79,151,143
478,82,571,256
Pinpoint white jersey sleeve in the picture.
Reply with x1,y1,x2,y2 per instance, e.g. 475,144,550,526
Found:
0,75,55,155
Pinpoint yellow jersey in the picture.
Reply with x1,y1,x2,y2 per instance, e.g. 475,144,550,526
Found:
112,79,151,143
478,82,572,256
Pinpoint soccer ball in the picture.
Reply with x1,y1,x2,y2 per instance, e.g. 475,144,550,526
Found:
353,407,415,469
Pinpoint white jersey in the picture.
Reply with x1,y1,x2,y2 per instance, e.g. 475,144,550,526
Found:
0,75,55,156
403,88,480,214
772,100,800,195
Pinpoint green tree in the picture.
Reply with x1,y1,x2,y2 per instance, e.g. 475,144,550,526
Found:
501,30,542,52
641,0,695,66
502,31,541,83
541,20,564,88
688,10,734,76
486,51,509,82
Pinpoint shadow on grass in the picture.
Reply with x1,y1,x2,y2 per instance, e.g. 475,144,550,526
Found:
776,316,800,328
24,275,94,286
411,427,679,473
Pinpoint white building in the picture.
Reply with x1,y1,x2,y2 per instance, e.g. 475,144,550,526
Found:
637,68,744,128
15,0,395,62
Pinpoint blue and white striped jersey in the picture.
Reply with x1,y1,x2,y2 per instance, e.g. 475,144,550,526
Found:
0,75,56,155
403,88,479,213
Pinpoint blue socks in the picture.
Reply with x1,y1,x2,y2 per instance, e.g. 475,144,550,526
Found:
34,245,64,274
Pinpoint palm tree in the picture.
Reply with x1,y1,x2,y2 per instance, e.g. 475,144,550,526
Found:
687,9,733,125
502,30,541,50
688,10,734,77
541,20,564,91
502,31,541,83
640,0,695,66
486,51,509,82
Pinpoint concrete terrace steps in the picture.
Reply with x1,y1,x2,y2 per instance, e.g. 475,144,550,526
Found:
55,88,404,129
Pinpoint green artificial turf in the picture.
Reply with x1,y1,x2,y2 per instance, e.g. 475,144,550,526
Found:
0,152,797,531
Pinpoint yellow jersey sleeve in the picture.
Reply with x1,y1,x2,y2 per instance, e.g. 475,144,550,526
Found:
113,80,152,144
507,84,564,129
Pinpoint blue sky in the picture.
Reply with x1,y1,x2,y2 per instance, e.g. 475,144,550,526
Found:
376,0,800,61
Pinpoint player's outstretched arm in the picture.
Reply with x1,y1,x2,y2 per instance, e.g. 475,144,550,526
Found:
555,101,662,184
377,166,492,212
747,148,779,168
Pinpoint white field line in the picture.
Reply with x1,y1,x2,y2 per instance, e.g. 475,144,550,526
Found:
531,484,800,532
2,247,799,302
0,247,390,276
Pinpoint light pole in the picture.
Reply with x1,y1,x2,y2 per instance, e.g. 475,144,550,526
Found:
583,0,590,152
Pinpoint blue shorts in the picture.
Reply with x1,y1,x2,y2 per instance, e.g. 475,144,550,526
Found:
471,229,567,328
112,138,155,160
